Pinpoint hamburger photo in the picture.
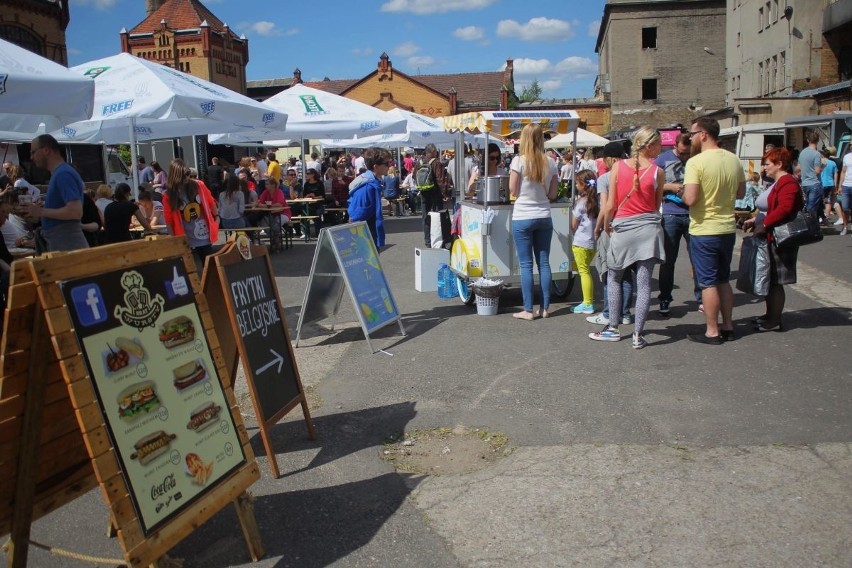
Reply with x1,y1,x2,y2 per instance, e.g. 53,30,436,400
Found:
158,315,195,348
117,381,160,422
172,360,208,391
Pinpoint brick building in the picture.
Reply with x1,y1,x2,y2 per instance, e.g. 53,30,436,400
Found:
248,53,517,117
595,0,727,132
0,0,69,64
122,0,249,94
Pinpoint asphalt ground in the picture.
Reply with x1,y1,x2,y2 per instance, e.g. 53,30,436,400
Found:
14,216,851,568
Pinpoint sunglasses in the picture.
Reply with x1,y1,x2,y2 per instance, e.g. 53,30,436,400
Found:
686,130,705,139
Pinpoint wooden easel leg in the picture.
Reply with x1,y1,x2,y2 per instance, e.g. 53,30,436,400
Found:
6,303,50,567
233,491,265,562
301,399,316,440
258,423,281,479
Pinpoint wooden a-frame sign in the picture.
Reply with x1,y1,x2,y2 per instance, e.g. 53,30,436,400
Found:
0,237,263,567
202,238,315,479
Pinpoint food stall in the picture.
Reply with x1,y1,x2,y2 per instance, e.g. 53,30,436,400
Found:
441,110,581,304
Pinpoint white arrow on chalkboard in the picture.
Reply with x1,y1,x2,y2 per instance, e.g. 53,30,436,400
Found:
255,349,284,376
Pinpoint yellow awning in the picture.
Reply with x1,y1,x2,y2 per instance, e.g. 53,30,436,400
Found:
442,110,580,136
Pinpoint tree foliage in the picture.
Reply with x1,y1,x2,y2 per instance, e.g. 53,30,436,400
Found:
519,80,542,102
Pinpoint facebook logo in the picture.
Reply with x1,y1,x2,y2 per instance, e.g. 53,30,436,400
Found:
70,284,108,327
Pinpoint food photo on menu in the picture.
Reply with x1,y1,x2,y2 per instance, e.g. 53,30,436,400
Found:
172,359,209,392
185,452,214,486
117,381,161,422
159,315,196,348
186,402,221,432
104,336,146,374
129,430,177,466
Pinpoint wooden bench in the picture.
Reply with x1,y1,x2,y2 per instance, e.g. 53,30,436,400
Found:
289,215,320,242
324,207,348,226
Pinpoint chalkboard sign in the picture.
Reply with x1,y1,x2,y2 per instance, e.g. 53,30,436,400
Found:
207,237,315,478
296,222,405,353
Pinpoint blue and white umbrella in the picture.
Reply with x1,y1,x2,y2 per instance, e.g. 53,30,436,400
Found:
0,38,94,135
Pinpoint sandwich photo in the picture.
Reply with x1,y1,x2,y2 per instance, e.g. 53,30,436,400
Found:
186,401,222,432
172,359,208,391
129,430,176,465
117,381,160,421
159,315,195,348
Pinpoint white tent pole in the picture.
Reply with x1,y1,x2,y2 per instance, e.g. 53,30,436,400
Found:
129,117,140,201
301,136,306,181
571,129,577,200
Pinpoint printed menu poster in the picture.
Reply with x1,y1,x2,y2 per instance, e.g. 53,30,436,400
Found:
60,257,246,536
330,224,398,333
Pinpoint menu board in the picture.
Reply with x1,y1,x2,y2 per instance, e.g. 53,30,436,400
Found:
222,255,301,422
329,224,398,333
61,257,246,536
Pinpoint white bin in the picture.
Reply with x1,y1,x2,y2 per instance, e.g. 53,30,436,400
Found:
415,247,450,292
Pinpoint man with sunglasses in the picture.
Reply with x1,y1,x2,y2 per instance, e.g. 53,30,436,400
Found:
682,118,745,345
654,132,701,315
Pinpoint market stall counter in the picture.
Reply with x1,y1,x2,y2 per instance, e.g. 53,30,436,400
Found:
450,199,575,305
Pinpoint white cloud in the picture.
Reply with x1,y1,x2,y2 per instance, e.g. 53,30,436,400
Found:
381,0,497,14
507,58,552,77
71,0,116,9
587,20,601,37
554,56,598,78
351,48,374,57
247,21,280,36
454,26,484,41
503,56,598,98
284,28,299,36
393,42,420,57
406,56,435,68
496,17,573,42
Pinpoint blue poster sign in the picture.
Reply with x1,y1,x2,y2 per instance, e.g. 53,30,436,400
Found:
329,224,398,333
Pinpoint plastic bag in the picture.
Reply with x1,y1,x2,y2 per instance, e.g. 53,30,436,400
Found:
736,236,770,297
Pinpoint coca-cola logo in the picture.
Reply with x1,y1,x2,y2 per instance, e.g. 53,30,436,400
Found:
151,473,176,500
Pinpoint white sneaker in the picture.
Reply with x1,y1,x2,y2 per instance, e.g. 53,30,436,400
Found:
586,313,608,325
632,332,648,350
622,314,633,325
841,227,849,236
834,218,844,226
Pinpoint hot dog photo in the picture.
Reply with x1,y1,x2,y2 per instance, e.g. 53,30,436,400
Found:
172,359,208,392
130,430,176,466
186,402,221,432
159,315,195,348
117,381,160,421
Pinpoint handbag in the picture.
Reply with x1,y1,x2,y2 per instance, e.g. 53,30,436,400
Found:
772,209,822,249
736,236,770,297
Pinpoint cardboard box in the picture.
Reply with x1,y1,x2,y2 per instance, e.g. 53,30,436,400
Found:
414,247,450,292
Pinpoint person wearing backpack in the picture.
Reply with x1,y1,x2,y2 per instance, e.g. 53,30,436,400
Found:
415,143,450,247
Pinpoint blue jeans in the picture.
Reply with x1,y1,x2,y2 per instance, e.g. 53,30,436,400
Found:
802,183,823,217
512,216,553,312
602,268,633,319
659,214,701,302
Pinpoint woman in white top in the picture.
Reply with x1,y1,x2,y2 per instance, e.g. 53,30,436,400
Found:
510,123,559,320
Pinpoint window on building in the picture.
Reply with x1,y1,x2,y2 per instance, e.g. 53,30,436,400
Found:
185,62,191,73
758,62,764,95
779,51,786,88
0,25,44,56
641,78,657,100
758,7,764,31
765,58,772,95
641,27,657,49
770,0,778,22
737,32,741,48
770,56,777,93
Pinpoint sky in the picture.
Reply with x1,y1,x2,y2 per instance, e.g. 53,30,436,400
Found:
66,0,606,100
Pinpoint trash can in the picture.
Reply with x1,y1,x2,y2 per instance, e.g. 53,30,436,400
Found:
471,279,503,316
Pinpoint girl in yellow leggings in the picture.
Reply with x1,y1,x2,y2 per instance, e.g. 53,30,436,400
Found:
571,170,599,314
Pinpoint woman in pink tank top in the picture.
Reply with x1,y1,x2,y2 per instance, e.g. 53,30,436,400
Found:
589,126,665,349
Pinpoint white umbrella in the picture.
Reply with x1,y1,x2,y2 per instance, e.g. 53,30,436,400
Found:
318,110,485,149
0,38,94,135
209,84,406,145
544,128,609,149
56,53,287,145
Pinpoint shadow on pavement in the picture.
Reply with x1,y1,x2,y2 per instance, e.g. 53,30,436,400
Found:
168,471,421,568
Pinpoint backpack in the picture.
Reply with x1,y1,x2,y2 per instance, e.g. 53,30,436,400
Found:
414,158,436,191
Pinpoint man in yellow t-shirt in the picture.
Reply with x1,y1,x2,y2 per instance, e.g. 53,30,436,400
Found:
683,117,745,345
266,152,282,187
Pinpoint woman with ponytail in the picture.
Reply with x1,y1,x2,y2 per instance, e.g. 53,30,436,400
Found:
589,126,665,349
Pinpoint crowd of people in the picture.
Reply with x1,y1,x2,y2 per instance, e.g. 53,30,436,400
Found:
508,118,849,349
